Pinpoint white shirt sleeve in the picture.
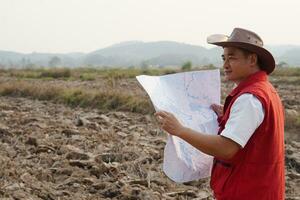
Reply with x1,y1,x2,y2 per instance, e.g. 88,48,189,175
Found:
220,93,265,148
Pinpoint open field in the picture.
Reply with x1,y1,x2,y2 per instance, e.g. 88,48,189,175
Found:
0,67,299,199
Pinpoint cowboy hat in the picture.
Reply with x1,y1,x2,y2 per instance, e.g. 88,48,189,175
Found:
207,28,275,74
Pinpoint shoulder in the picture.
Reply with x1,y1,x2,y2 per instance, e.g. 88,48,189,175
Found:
234,93,263,109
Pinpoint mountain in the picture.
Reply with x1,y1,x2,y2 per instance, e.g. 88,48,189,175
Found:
266,45,300,66
276,47,300,66
85,41,220,67
0,50,85,68
0,42,300,68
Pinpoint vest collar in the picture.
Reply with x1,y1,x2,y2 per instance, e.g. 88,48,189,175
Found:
229,71,268,97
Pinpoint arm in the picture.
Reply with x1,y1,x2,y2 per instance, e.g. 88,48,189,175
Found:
155,111,240,160
179,126,240,160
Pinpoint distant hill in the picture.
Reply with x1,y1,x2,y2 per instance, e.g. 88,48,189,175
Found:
0,50,85,68
85,41,223,67
0,41,300,68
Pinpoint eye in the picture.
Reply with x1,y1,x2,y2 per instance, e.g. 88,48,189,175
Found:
228,56,236,60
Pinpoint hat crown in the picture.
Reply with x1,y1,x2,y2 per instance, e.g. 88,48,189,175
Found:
229,28,264,47
207,27,275,74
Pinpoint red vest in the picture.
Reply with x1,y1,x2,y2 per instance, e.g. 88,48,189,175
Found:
210,71,285,200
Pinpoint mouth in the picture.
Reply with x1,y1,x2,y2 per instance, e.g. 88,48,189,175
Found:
224,71,232,75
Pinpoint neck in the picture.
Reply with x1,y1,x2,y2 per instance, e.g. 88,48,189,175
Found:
234,68,262,85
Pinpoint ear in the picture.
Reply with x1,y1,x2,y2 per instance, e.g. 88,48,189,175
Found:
249,54,258,66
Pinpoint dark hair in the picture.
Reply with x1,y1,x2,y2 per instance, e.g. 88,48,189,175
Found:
239,48,262,68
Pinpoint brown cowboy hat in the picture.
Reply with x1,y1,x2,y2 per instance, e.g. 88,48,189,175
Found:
207,28,275,74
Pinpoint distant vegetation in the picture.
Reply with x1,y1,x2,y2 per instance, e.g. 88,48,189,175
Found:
0,65,299,80
0,67,179,80
181,61,192,71
1,41,300,67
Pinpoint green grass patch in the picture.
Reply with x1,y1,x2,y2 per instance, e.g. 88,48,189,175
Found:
0,68,72,79
79,73,96,81
39,68,71,79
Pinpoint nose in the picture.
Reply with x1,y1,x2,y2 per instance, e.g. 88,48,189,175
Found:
223,58,230,69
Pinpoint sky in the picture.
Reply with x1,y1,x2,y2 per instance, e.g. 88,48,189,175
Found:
1,0,300,53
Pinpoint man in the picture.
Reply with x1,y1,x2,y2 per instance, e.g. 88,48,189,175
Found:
155,28,285,199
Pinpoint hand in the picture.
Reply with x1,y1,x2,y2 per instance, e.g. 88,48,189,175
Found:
154,111,185,137
210,104,223,117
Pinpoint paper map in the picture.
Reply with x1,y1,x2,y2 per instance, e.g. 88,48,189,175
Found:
136,69,220,182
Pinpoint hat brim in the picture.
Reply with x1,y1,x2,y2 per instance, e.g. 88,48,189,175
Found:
209,39,275,74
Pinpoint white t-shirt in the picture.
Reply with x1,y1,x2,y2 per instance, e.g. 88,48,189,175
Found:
220,93,265,148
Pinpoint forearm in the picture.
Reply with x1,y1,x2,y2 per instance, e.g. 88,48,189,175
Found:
178,127,240,160
154,110,240,159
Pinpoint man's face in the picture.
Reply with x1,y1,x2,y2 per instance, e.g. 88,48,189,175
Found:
222,47,255,84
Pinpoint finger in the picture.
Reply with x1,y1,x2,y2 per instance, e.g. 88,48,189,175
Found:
158,115,168,125
155,113,166,122
210,104,218,110
155,111,169,118
161,122,168,131
211,104,221,113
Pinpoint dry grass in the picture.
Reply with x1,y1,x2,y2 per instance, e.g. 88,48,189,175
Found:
271,67,300,77
0,67,176,114
285,110,300,130
270,76,300,85
0,67,179,80
0,66,299,129
0,80,152,114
